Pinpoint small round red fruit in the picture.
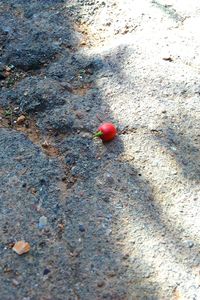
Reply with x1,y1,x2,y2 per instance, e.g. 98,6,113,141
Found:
94,123,117,142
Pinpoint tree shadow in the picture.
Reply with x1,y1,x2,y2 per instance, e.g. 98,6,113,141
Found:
153,123,200,182
0,1,200,300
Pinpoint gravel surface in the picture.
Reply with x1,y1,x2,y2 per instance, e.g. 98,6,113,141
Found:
0,0,200,299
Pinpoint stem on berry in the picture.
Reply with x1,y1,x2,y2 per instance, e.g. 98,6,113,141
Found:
94,131,103,138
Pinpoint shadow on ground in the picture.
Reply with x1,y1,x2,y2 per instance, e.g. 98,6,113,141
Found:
0,1,200,300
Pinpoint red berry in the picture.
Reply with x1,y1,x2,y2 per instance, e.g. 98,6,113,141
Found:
95,123,117,142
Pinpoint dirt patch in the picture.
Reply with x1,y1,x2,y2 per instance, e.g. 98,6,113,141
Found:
0,108,59,157
72,82,93,96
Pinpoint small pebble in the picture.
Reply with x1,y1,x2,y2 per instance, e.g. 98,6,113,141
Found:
12,241,30,255
38,216,48,229
12,279,20,286
105,173,114,184
171,146,177,152
42,141,49,148
43,268,51,276
16,115,26,125
5,66,11,72
13,107,19,112
79,224,85,232
185,240,194,248
162,56,173,62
